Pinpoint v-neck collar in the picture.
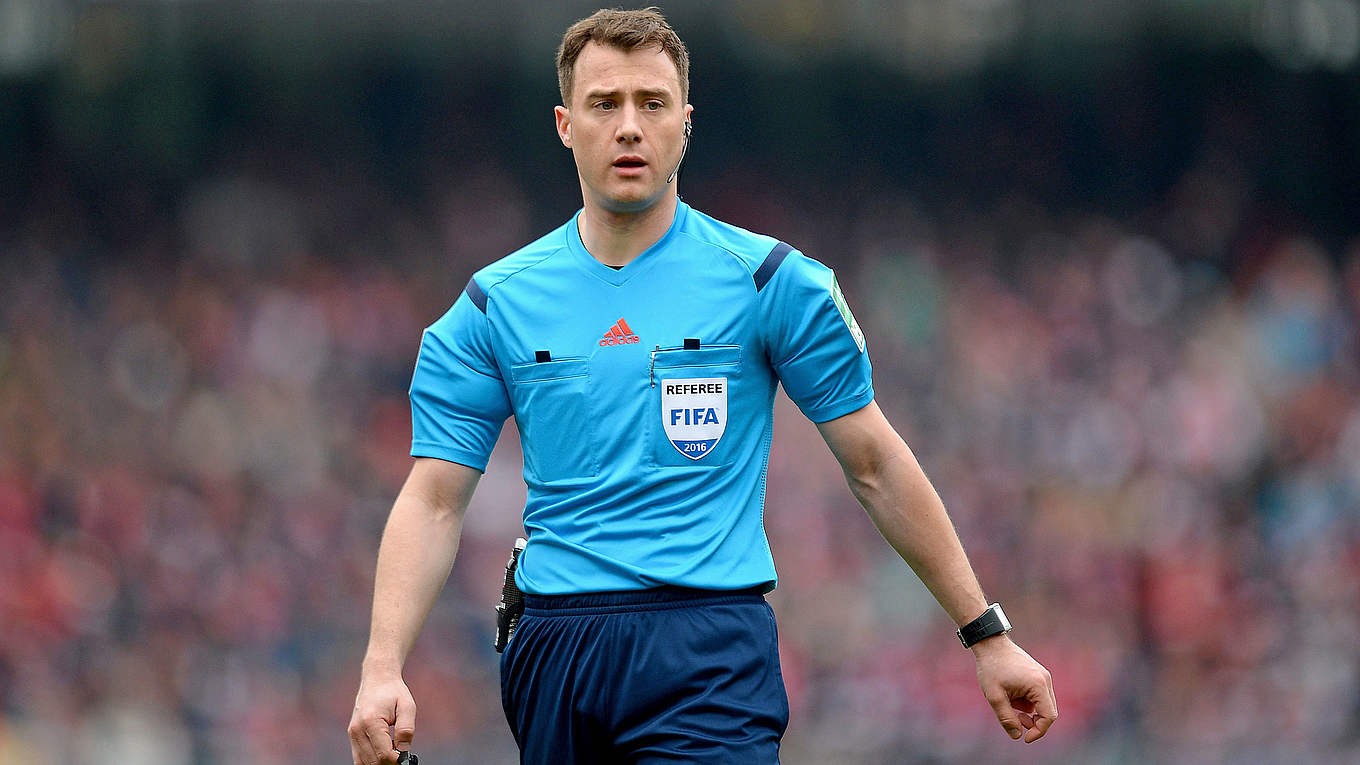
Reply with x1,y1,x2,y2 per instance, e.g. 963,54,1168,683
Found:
568,200,689,286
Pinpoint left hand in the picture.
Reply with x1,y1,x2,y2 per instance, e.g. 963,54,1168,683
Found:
971,636,1058,743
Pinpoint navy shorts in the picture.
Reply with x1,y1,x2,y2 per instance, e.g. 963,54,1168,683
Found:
499,586,789,764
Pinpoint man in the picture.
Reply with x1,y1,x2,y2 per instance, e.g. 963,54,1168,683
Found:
348,8,1057,765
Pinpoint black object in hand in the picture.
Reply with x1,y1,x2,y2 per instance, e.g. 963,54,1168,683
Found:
396,751,418,765
494,537,528,653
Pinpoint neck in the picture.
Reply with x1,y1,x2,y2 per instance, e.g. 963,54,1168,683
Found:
577,192,679,268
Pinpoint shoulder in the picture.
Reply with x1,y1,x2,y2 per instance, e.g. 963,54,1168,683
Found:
427,221,572,334
676,205,793,287
467,220,574,302
676,205,834,294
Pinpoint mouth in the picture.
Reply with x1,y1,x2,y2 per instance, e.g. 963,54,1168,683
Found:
612,156,647,170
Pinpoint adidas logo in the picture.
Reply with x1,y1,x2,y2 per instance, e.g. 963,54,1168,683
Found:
599,318,640,346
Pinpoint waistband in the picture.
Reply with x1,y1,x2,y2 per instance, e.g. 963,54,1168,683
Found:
522,585,767,616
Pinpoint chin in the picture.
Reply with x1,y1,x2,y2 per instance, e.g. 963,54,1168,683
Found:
579,173,672,214
599,187,668,213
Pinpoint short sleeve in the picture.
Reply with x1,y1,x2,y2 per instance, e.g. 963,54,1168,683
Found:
760,249,874,422
409,288,512,470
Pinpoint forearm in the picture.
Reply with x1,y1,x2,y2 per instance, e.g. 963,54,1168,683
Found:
853,442,1057,740
820,407,1055,738
843,435,989,628
362,464,475,673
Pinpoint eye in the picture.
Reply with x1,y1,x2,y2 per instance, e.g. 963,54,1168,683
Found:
643,101,664,111
595,100,615,111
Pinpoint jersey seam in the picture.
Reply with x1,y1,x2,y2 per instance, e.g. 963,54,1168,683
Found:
675,230,774,364
758,401,774,575
474,243,567,376
801,385,875,423
415,329,503,384
409,441,489,470
477,243,569,302
675,231,764,281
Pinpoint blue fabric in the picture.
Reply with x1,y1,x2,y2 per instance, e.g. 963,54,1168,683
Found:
409,292,512,471
409,199,874,594
500,587,788,764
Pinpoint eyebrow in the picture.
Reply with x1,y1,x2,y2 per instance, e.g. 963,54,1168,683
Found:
583,87,673,102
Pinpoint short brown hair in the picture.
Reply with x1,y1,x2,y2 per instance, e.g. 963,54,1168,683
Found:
556,7,690,105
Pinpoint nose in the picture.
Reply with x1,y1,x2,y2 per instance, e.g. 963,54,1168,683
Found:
616,106,642,144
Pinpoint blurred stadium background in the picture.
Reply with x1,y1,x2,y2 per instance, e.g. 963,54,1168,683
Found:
2,0,1360,763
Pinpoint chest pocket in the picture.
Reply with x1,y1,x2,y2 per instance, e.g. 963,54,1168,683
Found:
648,345,742,468
509,358,599,483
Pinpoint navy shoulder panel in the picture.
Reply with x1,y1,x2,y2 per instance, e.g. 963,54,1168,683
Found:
753,241,793,291
465,277,489,313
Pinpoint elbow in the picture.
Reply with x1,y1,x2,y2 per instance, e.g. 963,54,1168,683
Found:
841,434,916,509
842,447,889,504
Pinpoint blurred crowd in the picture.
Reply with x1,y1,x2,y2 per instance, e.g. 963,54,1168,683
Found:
2,136,1360,765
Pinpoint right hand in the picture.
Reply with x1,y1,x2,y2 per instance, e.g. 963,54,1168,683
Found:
348,670,417,765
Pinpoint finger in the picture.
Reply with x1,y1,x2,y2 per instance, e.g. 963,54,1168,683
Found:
349,718,377,765
1024,679,1059,743
1035,675,1059,722
393,693,417,751
1024,717,1051,743
365,719,399,764
983,688,1024,740
1018,711,1036,730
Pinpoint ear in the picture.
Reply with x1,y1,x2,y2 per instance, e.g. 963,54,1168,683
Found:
684,103,693,124
554,106,572,149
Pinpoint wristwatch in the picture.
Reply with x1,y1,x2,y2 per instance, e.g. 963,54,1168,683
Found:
957,603,1011,648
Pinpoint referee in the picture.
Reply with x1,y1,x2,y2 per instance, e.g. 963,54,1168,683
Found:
348,8,1057,765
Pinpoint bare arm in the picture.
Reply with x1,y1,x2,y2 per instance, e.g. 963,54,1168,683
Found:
349,457,482,765
815,400,987,625
816,400,1057,743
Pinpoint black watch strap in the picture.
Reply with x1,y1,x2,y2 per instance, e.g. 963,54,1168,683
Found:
957,603,1011,648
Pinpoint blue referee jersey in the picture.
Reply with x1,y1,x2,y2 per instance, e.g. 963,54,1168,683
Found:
410,200,873,595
